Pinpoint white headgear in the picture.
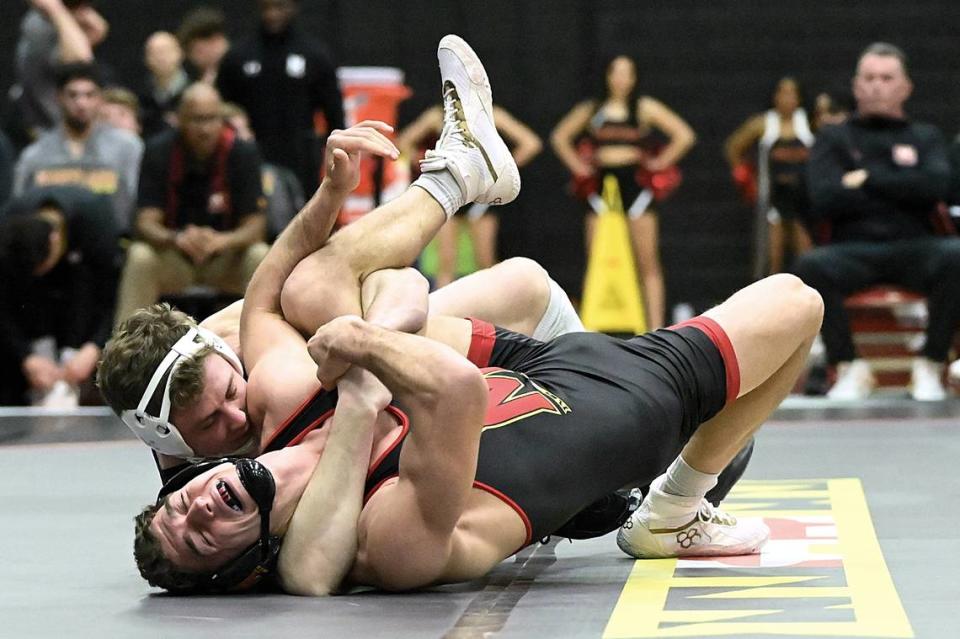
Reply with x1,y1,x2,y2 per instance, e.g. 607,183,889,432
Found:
121,325,243,459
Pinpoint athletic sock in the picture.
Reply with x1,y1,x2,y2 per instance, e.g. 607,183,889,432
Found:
660,455,719,499
413,171,464,219
532,277,586,341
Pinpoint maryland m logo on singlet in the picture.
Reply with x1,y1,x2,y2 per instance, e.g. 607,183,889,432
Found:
481,368,571,430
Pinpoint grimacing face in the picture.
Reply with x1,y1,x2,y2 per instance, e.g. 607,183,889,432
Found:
853,53,912,118
151,462,262,573
169,353,256,457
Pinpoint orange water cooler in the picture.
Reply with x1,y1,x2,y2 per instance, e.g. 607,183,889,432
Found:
334,66,412,225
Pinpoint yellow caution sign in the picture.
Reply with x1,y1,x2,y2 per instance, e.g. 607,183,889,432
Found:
581,175,647,334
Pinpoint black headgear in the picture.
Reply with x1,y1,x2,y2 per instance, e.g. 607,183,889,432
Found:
157,458,281,593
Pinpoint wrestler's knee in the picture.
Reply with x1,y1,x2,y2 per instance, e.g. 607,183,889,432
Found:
496,257,550,302
498,256,547,281
769,273,824,336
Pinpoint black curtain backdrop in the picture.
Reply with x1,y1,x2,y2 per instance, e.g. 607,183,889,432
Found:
2,0,959,312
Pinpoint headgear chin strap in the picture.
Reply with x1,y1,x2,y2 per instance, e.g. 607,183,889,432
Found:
121,325,243,459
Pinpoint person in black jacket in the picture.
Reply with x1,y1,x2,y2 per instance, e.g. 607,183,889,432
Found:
0,130,14,206
217,0,344,193
795,42,959,401
0,185,120,405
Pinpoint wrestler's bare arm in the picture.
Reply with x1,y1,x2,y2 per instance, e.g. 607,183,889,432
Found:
277,368,390,596
305,317,497,591
241,122,398,369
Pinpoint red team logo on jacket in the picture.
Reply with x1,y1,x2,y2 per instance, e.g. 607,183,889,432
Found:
481,368,571,430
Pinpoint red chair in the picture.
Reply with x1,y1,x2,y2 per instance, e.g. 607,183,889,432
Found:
820,204,957,389
844,286,927,388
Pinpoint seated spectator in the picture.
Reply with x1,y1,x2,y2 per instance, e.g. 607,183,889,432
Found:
0,185,120,406
13,0,109,138
14,63,143,234
99,86,141,136
794,42,959,401
176,6,229,85
223,101,305,240
139,31,189,139
113,83,268,325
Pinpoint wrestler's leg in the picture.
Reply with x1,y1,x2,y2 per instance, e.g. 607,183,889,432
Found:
677,273,822,474
283,250,583,344
429,257,583,339
683,333,814,473
619,274,822,558
281,187,447,329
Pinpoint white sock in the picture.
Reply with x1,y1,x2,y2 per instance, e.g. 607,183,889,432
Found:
660,455,718,499
532,278,585,341
413,172,464,219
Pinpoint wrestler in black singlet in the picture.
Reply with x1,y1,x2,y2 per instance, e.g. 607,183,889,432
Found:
362,321,735,545
158,320,743,545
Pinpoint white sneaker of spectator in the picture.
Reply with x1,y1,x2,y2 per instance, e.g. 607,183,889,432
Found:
911,357,947,401
827,359,875,401
35,380,80,409
948,358,960,382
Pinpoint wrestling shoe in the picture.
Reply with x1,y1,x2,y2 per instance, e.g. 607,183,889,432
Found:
616,479,769,559
419,35,520,206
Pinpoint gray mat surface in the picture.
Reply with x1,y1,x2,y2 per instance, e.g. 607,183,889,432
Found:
1,399,957,638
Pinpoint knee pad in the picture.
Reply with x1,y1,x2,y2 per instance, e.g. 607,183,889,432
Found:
532,277,585,341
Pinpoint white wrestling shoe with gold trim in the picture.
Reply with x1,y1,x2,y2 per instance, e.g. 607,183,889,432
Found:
419,35,520,206
617,479,769,559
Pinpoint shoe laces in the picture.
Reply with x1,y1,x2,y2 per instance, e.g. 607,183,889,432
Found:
696,500,737,527
435,83,473,151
